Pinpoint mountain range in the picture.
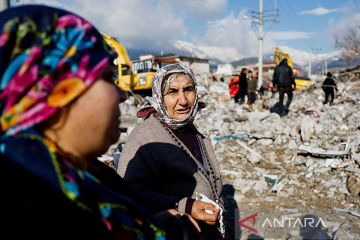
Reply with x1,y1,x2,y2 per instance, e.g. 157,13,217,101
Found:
128,41,358,73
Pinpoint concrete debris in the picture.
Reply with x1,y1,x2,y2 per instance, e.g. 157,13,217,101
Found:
347,175,360,198
235,139,264,164
300,116,315,142
103,69,360,239
333,208,360,218
297,145,351,158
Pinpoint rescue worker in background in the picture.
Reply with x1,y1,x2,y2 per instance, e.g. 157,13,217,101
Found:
272,58,296,110
235,68,248,104
322,72,338,105
212,72,218,82
247,70,258,108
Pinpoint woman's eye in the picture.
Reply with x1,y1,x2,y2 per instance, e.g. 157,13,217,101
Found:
168,89,178,94
184,86,194,92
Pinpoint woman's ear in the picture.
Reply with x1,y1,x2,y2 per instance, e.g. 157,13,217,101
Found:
40,106,71,135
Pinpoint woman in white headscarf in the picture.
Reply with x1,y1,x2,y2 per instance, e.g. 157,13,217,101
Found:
118,63,224,239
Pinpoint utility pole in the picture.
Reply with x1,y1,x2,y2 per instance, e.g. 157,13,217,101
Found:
324,60,327,74
0,0,9,11
258,0,263,89
248,0,278,89
311,47,322,74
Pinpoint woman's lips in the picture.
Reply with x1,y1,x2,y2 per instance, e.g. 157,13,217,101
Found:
176,108,190,114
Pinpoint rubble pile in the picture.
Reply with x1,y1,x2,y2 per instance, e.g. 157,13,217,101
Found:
105,70,360,239
194,73,360,239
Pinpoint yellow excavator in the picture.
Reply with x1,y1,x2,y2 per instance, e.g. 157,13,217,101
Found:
274,47,311,90
102,33,155,95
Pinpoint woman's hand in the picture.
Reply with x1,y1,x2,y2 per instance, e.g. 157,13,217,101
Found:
191,200,220,225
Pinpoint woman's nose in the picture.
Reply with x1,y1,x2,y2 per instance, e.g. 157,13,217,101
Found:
178,91,187,105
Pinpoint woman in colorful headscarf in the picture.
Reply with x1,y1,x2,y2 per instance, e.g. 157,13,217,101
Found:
118,63,224,239
0,4,192,239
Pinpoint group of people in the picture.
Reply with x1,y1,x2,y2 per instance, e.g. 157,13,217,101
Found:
1,4,224,240
230,59,294,115
267,58,338,117
233,68,258,107
273,58,338,109
231,59,295,113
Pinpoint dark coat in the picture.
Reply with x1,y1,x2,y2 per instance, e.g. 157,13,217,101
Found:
1,156,116,239
239,73,248,94
322,77,337,92
118,116,222,214
273,60,295,90
118,115,223,239
0,129,165,240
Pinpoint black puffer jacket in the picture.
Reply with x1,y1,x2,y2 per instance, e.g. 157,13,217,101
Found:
273,59,295,90
322,77,337,92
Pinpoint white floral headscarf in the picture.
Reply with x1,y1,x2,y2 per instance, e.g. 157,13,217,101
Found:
151,63,199,130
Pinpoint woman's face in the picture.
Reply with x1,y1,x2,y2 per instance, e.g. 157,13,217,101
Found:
76,79,124,151
53,68,126,159
162,74,196,121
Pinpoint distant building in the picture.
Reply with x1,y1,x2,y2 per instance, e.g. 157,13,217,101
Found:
215,63,234,76
132,53,210,75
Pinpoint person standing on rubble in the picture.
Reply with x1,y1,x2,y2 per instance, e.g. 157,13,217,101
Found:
118,63,224,239
272,58,296,110
322,72,338,105
247,69,258,107
0,5,200,239
235,68,248,104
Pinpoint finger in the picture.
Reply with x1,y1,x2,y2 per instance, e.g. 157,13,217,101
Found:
204,209,214,214
206,209,220,220
213,208,221,217
202,211,218,223
204,205,220,217
202,202,216,210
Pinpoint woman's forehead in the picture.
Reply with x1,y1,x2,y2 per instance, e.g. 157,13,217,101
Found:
167,74,193,86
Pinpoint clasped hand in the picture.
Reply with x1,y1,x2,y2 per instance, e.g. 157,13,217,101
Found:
191,200,220,225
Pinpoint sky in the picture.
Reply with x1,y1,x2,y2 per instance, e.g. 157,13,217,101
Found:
9,0,360,61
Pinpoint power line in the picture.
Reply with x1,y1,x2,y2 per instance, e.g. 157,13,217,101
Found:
250,1,279,38
278,0,298,31
282,0,314,50
285,0,308,32
276,0,313,52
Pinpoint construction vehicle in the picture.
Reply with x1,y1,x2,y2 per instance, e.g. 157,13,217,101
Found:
274,47,311,90
102,33,155,95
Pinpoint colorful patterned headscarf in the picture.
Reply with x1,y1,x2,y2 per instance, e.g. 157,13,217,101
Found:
0,5,165,239
151,63,199,129
0,5,115,137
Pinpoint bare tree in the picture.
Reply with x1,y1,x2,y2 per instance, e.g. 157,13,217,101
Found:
334,25,360,65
